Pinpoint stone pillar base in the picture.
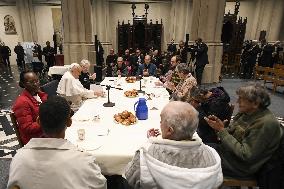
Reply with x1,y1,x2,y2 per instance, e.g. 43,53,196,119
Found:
63,43,96,65
202,43,223,84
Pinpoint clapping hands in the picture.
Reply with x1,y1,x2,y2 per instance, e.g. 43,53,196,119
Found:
204,115,228,132
90,73,96,80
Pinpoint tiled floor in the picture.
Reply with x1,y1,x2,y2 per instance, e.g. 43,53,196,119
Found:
0,64,22,110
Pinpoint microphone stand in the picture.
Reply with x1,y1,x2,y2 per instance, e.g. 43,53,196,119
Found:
137,75,145,94
103,85,115,107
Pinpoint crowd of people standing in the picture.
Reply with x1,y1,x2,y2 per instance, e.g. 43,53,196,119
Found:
0,41,55,72
240,39,283,79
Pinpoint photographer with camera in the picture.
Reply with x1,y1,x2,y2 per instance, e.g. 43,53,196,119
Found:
190,38,209,85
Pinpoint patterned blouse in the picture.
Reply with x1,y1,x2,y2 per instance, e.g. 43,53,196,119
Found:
173,73,197,100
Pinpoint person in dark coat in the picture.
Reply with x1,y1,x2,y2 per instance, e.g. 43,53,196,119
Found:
34,42,42,62
177,40,188,64
42,41,55,68
130,49,144,76
189,87,231,144
79,59,96,90
259,39,274,67
14,42,25,69
137,55,157,76
272,41,283,66
1,43,11,67
243,40,261,79
123,49,132,76
191,38,209,85
106,48,118,77
167,39,177,56
152,50,162,76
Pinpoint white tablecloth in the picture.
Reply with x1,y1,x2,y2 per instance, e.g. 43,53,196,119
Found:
48,65,71,76
65,77,169,175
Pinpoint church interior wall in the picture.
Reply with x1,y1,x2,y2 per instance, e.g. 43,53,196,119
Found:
0,4,60,65
0,6,23,65
34,5,61,49
280,9,284,41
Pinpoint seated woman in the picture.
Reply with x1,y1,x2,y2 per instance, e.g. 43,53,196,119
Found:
57,63,103,107
170,63,197,101
79,59,96,90
12,71,48,145
189,86,232,143
205,84,283,178
125,101,223,189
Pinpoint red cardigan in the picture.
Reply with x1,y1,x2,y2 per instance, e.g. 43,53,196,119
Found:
12,90,48,145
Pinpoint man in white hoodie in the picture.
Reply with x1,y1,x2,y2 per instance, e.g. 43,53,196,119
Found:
124,101,223,189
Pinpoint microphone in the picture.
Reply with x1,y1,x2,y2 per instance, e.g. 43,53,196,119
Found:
137,75,145,94
102,85,115,107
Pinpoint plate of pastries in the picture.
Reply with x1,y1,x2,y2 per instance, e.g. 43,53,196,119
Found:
114,110,137,126
125,76,137,83
124,89,138,98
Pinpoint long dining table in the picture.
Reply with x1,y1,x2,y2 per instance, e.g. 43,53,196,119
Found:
65,77,170,175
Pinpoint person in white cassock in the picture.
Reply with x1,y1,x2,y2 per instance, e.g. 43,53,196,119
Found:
57,63,102,107
124,101,223,189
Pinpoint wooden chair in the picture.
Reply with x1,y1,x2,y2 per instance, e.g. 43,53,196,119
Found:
263,67,276,85
40,80,59,97
10,113,24,148
274,64,284,70
219,178,257,189
234,53,241,74
273,69,284,92
222,53,230,74
11,186,20,189
254,65,266,80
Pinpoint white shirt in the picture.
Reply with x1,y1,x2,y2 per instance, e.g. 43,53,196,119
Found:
57,71,95,105
33,94,42,103
7,138,107,189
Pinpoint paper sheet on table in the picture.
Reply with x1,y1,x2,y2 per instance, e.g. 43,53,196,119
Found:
68,127,110,151
72,109,100,121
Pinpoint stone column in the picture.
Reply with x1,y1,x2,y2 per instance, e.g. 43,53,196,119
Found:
16,0,38,41
251,0,284,42
190,0,226,84
61,0,95,65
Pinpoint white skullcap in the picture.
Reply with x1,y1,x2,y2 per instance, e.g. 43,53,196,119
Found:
80,59,90,66
70,63,80,71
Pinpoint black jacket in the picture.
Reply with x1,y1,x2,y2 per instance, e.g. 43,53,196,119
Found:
14,45,25,58
195,43,209,67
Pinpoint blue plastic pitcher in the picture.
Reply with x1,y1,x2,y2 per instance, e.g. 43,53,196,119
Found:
134,98,148,120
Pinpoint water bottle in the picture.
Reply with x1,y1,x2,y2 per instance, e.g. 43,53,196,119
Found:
134,98,148,120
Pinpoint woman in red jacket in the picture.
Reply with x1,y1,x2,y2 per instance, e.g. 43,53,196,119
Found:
12,71,48,145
